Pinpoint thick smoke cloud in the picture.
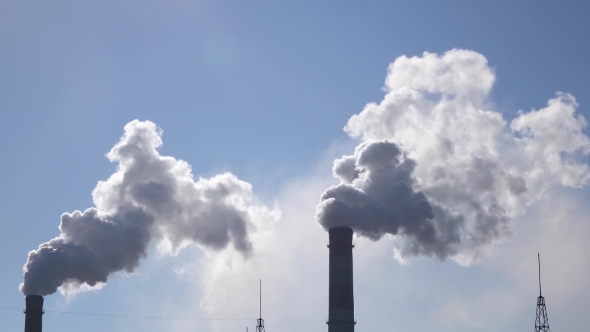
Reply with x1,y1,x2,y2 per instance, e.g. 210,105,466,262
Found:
316,49,590,264
317,140,465,261
21,120,279,296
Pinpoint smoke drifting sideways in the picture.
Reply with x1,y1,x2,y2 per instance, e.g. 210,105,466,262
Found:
20,120,279,296
316,49,590,265
317,140,466,261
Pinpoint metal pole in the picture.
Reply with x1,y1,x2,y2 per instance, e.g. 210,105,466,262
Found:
538,253,542,297
255,279,265,332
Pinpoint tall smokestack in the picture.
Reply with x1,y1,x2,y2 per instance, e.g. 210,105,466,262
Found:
24,295,44,332
327,227,355,332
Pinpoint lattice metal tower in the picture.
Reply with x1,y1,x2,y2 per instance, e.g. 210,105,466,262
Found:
535,253,550,332
255,279,265,332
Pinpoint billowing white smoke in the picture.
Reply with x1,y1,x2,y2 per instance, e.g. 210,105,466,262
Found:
316,49,590,265
20,120,279,296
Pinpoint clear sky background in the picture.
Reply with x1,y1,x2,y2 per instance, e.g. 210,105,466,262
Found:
1,1,589,331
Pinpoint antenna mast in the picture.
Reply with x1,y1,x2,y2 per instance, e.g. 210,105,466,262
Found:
534,253,550,332
255,279,265,332
538,253,542,297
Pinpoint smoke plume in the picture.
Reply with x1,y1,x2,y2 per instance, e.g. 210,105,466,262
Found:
316,49,590,264
20,120,279,296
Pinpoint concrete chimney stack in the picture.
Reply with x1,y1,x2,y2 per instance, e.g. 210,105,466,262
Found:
327,227,355,332
24,295,44,332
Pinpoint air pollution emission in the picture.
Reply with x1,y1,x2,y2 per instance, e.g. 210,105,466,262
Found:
20,120,277,296
316,49,590,264
316,140,463,261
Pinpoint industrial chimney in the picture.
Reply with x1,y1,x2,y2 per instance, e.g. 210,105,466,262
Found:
24,295,44,332
327,227,355,332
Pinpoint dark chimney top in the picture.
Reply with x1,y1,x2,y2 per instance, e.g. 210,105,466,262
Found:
327,227,355,332
24,295,44,332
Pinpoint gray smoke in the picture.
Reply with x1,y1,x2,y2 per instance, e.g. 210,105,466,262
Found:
316,140,476,261
317,49,590,264
21,120,277,296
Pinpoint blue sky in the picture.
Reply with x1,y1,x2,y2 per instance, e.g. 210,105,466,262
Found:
1,1,590,331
